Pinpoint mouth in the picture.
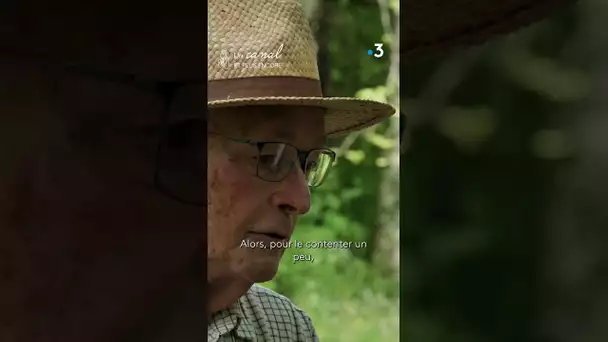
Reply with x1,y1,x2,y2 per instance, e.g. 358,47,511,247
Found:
249,232,288,240
263,232,286,239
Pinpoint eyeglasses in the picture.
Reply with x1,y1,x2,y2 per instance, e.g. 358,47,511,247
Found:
212,135,336,188
153,122,336,207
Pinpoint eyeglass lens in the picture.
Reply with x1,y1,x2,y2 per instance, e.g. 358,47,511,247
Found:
156,122,334,205
256,143,334,187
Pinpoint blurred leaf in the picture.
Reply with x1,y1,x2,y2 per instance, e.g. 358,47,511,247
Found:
375,157,389,168
331,68,343,83
364,131,395,150
531,129,575,159
381,33,394,46
389,0,399,14
502,47,591,102
345,149,366,164
437,106,498,152
355,86,388,102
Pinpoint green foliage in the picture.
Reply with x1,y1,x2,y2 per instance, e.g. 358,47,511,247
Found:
260,1,401,341
398,7,602,342
261,141,400,338
267,2,605,342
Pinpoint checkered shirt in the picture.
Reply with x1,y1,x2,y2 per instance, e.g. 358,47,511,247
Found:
208,284,319,342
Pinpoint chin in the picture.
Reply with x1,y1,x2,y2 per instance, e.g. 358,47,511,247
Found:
251,267,280,283
245,258,282,283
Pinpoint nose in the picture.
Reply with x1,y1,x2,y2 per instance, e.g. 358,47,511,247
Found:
270,167,311,215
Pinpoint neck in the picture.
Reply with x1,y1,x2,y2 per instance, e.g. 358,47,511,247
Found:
207,272,252,319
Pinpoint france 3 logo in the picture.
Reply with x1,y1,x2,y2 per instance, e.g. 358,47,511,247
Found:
367,43,384,59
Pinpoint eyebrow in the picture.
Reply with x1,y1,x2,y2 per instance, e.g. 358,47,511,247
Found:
276,128,326,148
274,128,295,142
314,136,326,147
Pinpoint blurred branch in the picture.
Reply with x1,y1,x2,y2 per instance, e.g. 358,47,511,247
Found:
416,47,482,125
374,0,400,276
315,0,331,94
376,0,392,39
400,46,483,153
338,0,398,160
377,0,399,108
335,131,361,159
498,38,590,102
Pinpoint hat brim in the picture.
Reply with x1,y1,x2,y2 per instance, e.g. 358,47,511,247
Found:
208,97,395,137
403,0,577,59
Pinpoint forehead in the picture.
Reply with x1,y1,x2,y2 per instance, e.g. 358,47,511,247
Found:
209,105,326,143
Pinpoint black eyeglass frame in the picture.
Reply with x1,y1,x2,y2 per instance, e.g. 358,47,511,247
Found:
210,134,337,187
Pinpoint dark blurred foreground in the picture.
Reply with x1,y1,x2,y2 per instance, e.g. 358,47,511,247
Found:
401,0,608,341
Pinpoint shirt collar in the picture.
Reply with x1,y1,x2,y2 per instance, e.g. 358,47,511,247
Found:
209,291,256,341
233,297,256,340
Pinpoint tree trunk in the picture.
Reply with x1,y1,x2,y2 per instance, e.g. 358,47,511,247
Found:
373,0,400,276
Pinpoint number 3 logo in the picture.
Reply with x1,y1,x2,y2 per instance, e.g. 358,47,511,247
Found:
374,43,384,58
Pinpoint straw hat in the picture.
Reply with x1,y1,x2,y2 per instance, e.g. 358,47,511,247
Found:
0,0,576,134
207,0,396,136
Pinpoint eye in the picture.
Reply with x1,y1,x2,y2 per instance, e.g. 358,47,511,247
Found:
257,143,290,168
258,153,280,167
306,160,318,170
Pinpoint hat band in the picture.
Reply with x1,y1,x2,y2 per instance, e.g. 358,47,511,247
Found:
207,76,322,102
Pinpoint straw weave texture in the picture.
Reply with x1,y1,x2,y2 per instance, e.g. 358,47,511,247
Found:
208,97,393,136
208,0,319,81
207,0,396,136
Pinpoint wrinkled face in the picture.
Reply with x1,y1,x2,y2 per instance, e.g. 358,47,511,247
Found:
207,105,326,283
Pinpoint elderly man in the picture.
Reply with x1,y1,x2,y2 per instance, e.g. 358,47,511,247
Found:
205,0,396,340
204,0,577,340
0,0,572,341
